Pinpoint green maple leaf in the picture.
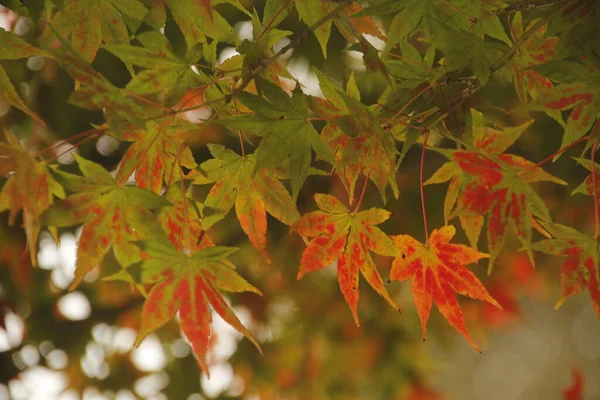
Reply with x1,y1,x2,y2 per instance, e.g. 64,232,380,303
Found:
433,25,507,85
113,120,198,194
47,0,147,62
194,145,300,263
158,0,237,49
425,109,566,270
529,223,600,318
0,132,64,265
104,31,211,107
131,240,262,375
43,155,169,289
0,29,49,124
218,79,336,199
440,0,512,46
292,193,401,325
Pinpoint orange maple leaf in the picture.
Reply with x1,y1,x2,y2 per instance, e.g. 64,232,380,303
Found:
292,193,400,325
390,226,501,351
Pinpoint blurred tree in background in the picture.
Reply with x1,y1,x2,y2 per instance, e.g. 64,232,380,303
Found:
0,0,600,399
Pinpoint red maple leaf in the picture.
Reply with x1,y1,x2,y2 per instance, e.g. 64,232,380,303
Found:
292,193,400,325
530,223,600,318
390,225,501,351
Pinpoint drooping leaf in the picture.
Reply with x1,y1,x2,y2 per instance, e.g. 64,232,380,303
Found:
43,155,169,289
440,0,511,46
194,145,300,263
52,48,146,135
0,29,49,124
114,120,198,193
425,109,567,269
0,132,64,265
131,239,261,375
292,193,401,325
390,225,501,351
529,223,600,318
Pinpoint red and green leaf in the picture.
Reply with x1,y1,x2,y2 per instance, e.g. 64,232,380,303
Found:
508,12,558,103
426,110,566,269
132,240,261,375
114,120,198,194
194,144,300,263
43,155,168,289
0,132,65,265
390,225,501,351
292,193,401,325
529,223,600,318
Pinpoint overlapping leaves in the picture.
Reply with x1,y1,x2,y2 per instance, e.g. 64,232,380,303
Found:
194,144,300,263
0,132,64,265
218,79,336,199
292,194,400,325
43,155,168,289
426,110,566,269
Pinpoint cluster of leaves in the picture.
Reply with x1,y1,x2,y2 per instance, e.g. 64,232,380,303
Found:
1,0,600,382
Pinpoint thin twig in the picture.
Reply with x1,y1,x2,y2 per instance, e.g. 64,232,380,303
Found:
353,172,371,213
592,140,599,238
420,130,430,245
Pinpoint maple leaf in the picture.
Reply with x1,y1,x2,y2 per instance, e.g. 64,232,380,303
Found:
425,109,566,269
0,28,49,124
47,0,148,62
43,155,169,289
194,145,300,263
441,0,512,46
508,12,558,103
295,0,384,58
529,223,600,318
51,46,146,135
218,79,336,199
292,193,400,325
131,240,262,376
114,120,198,194
0,132,64,265
157,184,208,251
433,24,507,85
157,0,240,49
390,225,501,351
311,74,398,201
104,30,211,107
526,57,600,150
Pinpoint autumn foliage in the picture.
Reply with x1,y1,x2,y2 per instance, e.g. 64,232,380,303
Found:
1,0,600,398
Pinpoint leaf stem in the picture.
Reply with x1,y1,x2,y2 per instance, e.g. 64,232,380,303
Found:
258,0,294,39
592,140,599,238
353,171,371,213
526,135,589,171
231,90,246,157
421,130,430,245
